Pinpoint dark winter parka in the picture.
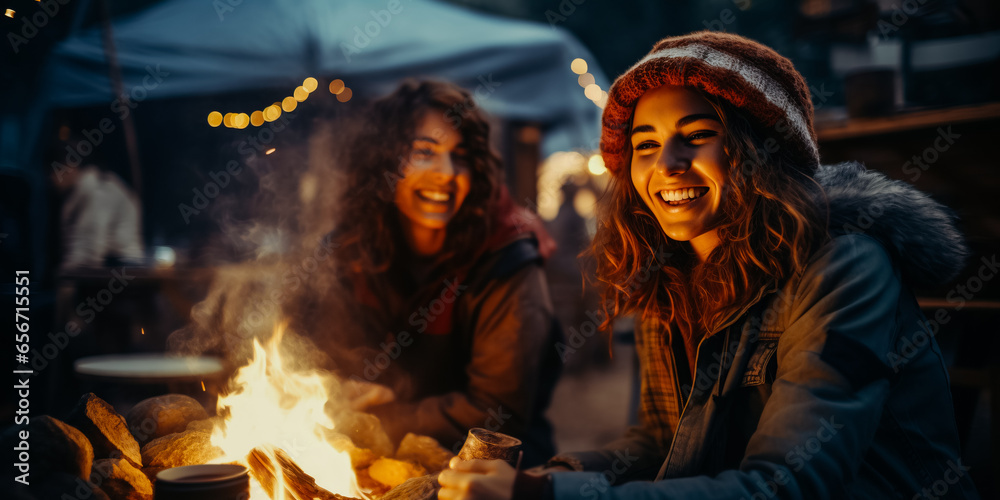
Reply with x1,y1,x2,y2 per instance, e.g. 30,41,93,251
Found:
549,162,980,499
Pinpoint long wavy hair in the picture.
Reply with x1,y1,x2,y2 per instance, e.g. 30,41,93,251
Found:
592,92,829,360
332,79,502,287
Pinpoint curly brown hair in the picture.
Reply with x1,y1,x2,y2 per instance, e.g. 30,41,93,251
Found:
332,79,502,279
592,92,829,362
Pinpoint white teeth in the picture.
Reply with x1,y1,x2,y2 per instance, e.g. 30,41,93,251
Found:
419,190,450,201
659,187,706,203
419,189,450,202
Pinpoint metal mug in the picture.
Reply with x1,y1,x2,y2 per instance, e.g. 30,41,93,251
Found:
457,428,522,466
154,464,250,500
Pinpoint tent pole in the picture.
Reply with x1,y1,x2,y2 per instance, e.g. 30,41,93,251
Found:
97,0,143,195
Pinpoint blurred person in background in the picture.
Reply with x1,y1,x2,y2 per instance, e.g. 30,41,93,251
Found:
49,130,144,272
314,80,561,466
438,32,978,500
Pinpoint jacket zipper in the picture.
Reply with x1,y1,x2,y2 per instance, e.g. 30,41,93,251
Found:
663,333,709,473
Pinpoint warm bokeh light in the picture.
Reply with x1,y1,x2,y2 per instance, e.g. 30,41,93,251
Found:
329,79,345,95
536,151,587,220
5,9,14,18
596,91,609,109
223,113,235,128
584,84,602,101
303,77,318,93
588,154,607,175
577,73,595,87
250,110,264,127
294,86,308,102
235,113,250,129
336,87,353,102
573,188,597,219
264,105,280,122
207,111,223,127
282,96,297,112
265,148,276,155
570,58,588,74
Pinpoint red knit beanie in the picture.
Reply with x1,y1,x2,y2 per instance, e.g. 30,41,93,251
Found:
601,31,820,177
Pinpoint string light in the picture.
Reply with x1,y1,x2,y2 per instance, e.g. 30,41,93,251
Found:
206,77,350,128
303,77,318,93
5,9,14,18
207,111,223,127
570,58,587,74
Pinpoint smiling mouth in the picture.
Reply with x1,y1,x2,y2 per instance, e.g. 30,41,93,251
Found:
416,189,453,203
659,187,709,206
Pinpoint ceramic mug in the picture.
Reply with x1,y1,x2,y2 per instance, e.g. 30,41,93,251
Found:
154,464,250,500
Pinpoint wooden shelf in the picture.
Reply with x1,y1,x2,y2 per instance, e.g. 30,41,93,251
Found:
816,102,1000,142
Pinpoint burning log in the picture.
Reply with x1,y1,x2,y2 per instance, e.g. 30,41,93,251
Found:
91,457,153,500
67,393,143,468
247,446,360,500
140,430,223,468
125,394,209,447
380,475,439,500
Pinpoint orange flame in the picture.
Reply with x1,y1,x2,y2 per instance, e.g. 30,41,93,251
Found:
210,325,357,498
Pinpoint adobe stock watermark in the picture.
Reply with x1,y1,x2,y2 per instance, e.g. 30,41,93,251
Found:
227,232,338,342
177,109,297,224
746,415,846,499
555,248,672,363
7,0,71,54
545,0,586,29
900,126,961,182
888,253,998,372
911,460,972,500
578,447,640,498
352,278,468,384
340,0,410,63
213,0,243,21
50,65,170,181
878,0,932,40
25,267,136,373
702,0,752,32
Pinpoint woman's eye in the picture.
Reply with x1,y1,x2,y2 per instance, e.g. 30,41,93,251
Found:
684,131,718,144
412,148,435,161
633,141,659,151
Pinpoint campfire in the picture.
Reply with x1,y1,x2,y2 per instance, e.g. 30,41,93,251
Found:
21,325,454,500
209,325,358,498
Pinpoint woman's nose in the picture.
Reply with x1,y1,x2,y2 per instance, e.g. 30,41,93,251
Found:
431,153,455,177
657,142,691,177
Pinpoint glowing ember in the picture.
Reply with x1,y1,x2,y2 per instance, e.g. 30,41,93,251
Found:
210,326,357,498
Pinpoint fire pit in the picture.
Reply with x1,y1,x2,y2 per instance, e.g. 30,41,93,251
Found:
17,326,463,500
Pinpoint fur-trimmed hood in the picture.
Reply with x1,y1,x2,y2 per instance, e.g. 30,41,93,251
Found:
815,161,968,287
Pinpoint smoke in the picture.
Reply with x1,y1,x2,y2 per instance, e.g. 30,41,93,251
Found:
166,104,367,377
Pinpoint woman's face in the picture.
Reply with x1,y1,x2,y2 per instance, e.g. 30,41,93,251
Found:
394,110,472,231
630,85,730,255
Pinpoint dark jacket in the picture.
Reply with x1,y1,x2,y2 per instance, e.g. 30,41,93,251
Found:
352,196,562,467
550,162,979,499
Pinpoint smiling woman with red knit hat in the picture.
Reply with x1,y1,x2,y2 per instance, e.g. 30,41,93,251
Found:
438,31,979,500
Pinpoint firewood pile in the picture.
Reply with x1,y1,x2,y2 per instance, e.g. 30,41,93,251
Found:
5,392,453,500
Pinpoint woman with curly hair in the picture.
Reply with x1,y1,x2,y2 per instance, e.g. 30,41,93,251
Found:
439,32,978,499
321,80,560,466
